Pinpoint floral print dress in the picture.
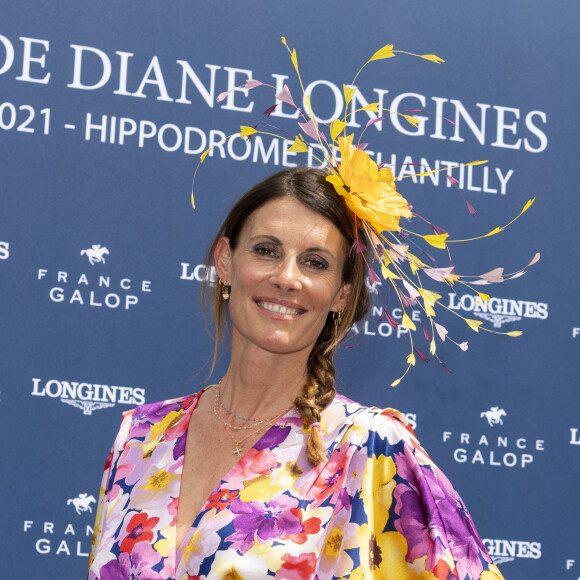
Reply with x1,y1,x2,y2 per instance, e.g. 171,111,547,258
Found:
88,387,504,579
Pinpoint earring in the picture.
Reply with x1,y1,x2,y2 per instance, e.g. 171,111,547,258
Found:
219,279,230,300
333,309,343,335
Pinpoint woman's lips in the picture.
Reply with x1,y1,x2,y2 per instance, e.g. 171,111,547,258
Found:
255,300,305,316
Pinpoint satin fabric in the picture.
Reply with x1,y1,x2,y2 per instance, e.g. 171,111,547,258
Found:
88,387,503,579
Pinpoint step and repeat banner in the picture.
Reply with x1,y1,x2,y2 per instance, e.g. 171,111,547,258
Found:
2,1,578,578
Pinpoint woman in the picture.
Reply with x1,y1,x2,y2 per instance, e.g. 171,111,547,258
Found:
88,167,504,579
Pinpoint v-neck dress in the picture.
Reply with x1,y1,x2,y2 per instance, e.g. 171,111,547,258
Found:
87,388,504,579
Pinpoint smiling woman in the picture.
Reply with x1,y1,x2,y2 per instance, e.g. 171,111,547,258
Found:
213,197,351,359
87,166,505,579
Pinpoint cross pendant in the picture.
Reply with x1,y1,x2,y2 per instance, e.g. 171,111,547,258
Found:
233,444,242,457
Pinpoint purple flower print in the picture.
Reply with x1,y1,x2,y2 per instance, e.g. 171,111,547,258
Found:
226,496,303,553
394,444,490,579
99,541,162,580
173,432,186,460
131,401,183,436
334,487,351,513
254,424,291,450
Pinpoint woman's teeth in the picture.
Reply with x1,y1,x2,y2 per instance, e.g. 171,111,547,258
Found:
258,301,301,315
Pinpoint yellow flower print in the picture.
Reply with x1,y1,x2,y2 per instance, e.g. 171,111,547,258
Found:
143,469,174,492
284,461,304,480
247,541,285,572
327,135,412,233
319,521,357,577
239,475,283,502
182,530,203,560
324,526,344,558
142,410,183,458
360,454,397,532
153,526,174,558
355,525,437,579
149,410,183,439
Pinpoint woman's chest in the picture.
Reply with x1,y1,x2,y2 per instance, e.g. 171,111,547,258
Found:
175,420,252,547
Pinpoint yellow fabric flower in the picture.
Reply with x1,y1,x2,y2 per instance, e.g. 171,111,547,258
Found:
326,135,412,233
360,453,397,531
143,469,178,492
352,526,437,579
239,475,284,502
153,526,174,558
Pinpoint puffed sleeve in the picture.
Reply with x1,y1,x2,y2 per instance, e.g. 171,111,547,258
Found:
87,409,134,574
348,408,504,580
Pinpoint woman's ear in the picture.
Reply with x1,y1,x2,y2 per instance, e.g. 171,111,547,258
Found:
332,283,352,313
214,237,232,282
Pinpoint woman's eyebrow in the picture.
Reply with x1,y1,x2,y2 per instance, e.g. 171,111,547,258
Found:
248,234,282,245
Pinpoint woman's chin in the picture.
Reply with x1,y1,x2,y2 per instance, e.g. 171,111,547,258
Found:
252,334,315,357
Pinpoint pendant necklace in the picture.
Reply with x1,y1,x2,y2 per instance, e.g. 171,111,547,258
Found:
213,381,294,457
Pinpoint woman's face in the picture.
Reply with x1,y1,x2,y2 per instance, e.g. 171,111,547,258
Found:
215,197,351,358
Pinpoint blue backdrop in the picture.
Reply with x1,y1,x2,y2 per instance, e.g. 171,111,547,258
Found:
2,1,579,578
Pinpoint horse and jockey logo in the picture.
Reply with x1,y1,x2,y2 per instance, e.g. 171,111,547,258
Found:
67,493,96,515
481,406,506,427
81,244,109,265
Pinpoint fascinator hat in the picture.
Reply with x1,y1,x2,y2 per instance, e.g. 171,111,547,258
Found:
192,38,538,386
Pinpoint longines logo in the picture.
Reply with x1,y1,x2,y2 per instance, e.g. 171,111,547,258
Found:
570,428,580,446
31,377,146,415
180,262,217,284
442,406,545,468
0,241,9,259
447,293,548,328
482,538,541,564
23,492,94,557
37,244,151,309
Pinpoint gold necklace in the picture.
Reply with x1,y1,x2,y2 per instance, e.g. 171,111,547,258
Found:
215,379,283,430
213,387,294,457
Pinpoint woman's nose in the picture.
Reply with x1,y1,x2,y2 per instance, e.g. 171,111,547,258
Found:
270,258,302,291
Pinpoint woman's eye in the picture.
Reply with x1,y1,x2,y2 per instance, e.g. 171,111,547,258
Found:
305,256,328,270
254,244,277,257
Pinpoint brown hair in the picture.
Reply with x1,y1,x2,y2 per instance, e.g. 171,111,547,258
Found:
202,166,369,464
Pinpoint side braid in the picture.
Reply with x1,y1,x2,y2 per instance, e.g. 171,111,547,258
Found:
294,325,337,465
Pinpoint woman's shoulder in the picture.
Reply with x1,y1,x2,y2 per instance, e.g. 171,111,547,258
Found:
333,394,431,462
323,394,426,455
334,394,416,439
118,388,210,431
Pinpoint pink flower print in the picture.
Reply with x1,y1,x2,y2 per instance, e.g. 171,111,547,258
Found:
275,552,317,580
301,443,355,508
224,447,277,488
